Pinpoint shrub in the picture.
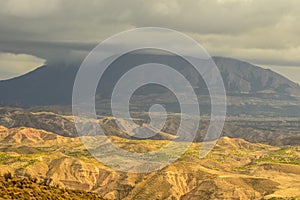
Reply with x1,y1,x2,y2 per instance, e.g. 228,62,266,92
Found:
4,172,12,181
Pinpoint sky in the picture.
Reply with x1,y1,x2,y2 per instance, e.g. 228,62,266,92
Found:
0,0,300,83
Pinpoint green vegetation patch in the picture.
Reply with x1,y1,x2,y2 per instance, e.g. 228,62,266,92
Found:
257,148,300,165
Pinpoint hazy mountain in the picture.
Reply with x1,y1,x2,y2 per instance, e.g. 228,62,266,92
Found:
0,55,299,107
0,65,77,106
214,57,300,96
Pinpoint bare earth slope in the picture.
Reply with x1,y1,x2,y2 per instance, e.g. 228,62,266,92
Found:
0,126,299,199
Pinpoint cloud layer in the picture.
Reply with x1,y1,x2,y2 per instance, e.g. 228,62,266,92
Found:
0,53,45,80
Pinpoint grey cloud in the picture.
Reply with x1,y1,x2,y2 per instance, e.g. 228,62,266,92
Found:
0,0,300,68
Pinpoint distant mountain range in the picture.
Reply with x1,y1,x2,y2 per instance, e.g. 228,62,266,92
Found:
1,107,299,146
0,55,299,116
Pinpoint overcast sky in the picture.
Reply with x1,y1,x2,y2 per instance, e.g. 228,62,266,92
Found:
0,0,300,83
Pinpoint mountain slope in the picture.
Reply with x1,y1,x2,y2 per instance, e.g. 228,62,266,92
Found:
214,57,300,96
0,65,77,106
0,56,299,107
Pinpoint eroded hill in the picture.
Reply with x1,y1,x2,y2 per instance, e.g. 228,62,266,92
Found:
1,108,300,146
0,126,299,199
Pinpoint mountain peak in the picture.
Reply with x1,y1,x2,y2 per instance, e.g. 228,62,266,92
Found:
0,56,299,107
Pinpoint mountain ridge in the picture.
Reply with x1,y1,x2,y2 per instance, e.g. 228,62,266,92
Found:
0,108,300,146
0,56,299,107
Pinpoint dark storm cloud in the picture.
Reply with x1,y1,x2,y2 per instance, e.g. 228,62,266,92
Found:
0,0,300,70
